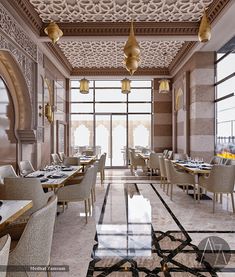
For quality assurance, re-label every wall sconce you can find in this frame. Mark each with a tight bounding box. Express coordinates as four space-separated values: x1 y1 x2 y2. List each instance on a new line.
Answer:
44 22 63 44
159 79 170 94
121 78 131 94
80 78 90 94
39 103 53 124
198 10 211 43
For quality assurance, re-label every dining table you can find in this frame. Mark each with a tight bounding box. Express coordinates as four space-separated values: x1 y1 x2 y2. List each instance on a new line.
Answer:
25 165 82 190
77 155 97 172
0 200 33 229
172 160 212 201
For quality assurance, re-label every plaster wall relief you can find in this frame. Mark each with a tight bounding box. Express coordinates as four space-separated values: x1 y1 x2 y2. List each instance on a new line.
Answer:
29 0 213 22
58 40 185 69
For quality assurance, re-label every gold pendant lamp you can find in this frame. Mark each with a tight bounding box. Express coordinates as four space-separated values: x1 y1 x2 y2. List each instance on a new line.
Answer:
121 78 131 94
80 78 90 94
124 21 140 75
159 79 170 94
44 22 63 44
198 10 211 43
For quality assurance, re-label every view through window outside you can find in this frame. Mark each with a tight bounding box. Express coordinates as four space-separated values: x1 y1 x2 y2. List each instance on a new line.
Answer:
216 45 235 160
70 80 152 166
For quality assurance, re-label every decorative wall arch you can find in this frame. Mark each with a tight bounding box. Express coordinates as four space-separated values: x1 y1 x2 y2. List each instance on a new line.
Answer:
0 50 36 143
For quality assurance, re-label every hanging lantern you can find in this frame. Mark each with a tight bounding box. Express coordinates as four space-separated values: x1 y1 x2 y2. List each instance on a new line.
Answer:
159 79 170 94
80 78 89 94
198 10 211 43
44 22 63 44
121 78 131 94
124 21 140 75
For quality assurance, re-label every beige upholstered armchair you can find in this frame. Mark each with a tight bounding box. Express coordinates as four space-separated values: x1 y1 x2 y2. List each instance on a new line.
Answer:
4 177 54 216
19 160 35 176
51 153 62 165
97 153 106 183
198 165 235 213
56 166 96 223
129 150 146 173
7 196 57 277
58 152 66 162
0 165 18 198
147 153 161 176
164 159 195 200
64 157 80 166
0 234 11 277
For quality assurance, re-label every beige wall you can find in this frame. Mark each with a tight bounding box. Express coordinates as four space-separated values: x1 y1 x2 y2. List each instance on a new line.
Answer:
172 52 215 162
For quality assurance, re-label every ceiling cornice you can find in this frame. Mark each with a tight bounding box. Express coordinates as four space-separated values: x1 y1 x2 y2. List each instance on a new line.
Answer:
71 67 169 77
45 43 73 73
6 0 42 34
169 41 197 74
41 22 199 37
207 0 231 24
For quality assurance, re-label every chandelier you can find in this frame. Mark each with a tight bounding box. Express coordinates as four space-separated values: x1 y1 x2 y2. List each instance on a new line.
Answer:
44 22 63 44
121 78 131 94
198 10 211 43
159 79 170 94
124 21 140 75
80 78 90 94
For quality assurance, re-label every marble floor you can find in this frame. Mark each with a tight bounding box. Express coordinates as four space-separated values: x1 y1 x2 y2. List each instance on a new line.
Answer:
51 169 235 277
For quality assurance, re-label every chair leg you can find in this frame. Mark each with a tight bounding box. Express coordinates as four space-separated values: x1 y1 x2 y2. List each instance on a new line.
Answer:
84 200 88 223
166 182 169 195
91 189 94 206
231 193 235 213
213 193 216 213
220 193 223 204
170 184 173 200
103 169 105 181
47 267 52 277
88 197 91 215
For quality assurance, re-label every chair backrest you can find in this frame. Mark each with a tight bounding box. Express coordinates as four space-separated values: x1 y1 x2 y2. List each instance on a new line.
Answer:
0 165 17 184
82 150 94 156
210 156 222 165
162 149 168 158
0 234 11 277
164 159 174 182
58 152 66 162
51 153 62 164
166 150 173 160
4 177 51 215
173 153 188 160
19 160 35 176
64 157 80 166
149 153 161 169
8 196 57 269
158 156 167 178
205 165 235 192
98 153 106 171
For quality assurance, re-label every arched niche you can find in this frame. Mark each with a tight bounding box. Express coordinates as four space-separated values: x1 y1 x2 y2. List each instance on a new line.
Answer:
0 50 36 160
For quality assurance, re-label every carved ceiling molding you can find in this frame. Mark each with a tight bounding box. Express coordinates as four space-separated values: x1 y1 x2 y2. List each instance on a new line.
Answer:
4 0 42 34
41 21 199 37
169 41 197 73
207 0 231 24
45 43 73 73
71 67 169 77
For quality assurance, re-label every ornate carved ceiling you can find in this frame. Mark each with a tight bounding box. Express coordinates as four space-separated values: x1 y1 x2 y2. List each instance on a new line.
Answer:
5 0 230 75
29 0 213 23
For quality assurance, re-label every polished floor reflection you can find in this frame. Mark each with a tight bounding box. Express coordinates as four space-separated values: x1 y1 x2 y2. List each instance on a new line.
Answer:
50 170 235 277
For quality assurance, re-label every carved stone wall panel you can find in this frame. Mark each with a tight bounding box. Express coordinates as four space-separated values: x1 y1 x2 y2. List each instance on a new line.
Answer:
0 3 37 62
58 40 185 69
29 0 213 23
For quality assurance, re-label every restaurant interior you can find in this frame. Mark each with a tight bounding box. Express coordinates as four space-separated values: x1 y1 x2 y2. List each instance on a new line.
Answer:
0 0 235 276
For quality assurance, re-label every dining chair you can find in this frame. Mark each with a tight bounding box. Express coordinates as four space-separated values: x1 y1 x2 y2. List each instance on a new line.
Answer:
129 149 146 174
0 234 11 277
56 166 96 223
19 160 35 176
51 153 62 165
198 165 235 213
173 153 188 160
158 156 167 191
97 153 106 183
58 152 66 162
0 165 18 199
82 149 94 156
64 156 80 166
209 156 222 165
7 195 57 277
4 177 54 216
166 150 173 160
147 153 161 176
162 149 169 158
164 159 195 200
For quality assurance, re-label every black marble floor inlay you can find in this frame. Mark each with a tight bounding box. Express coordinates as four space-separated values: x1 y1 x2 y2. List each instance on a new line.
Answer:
87 183 235 276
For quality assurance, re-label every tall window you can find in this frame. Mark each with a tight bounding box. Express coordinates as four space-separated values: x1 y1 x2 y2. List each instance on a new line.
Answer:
70 80 152 166
215 48 235 160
